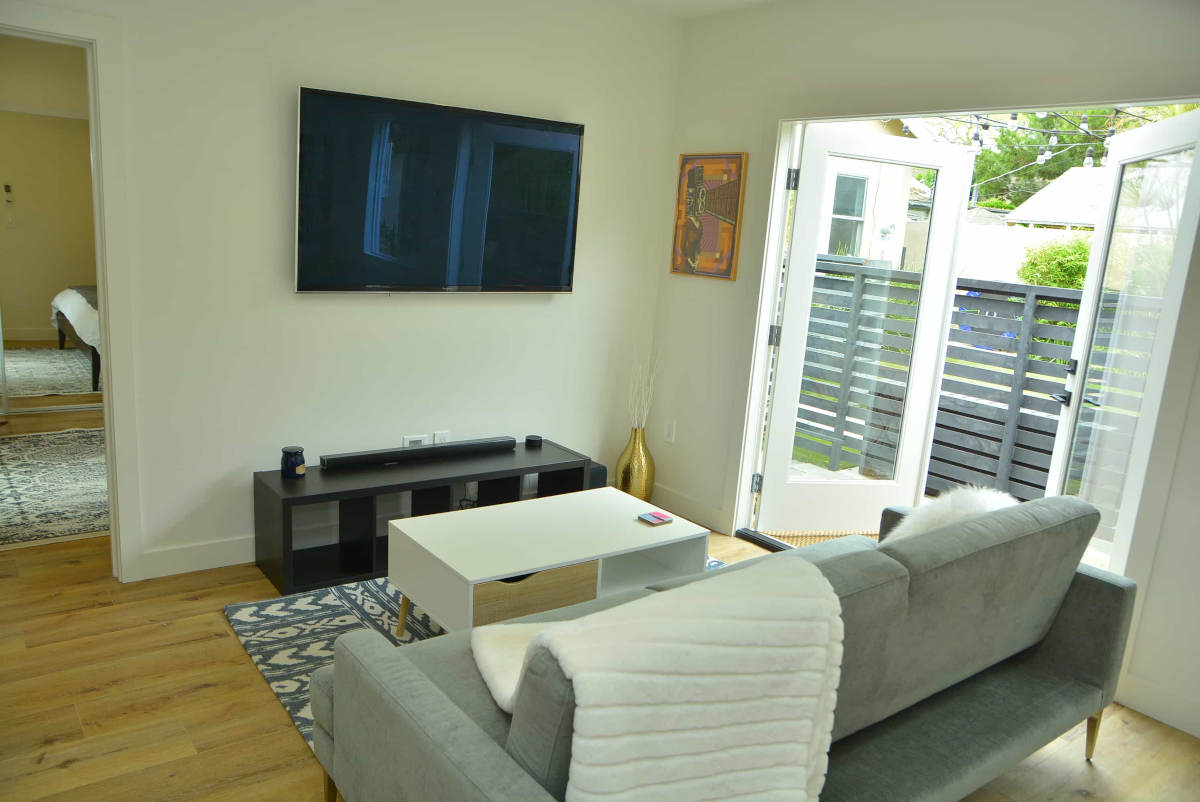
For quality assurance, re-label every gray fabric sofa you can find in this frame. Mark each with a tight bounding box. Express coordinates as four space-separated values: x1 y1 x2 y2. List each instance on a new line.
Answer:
311 496 1135 801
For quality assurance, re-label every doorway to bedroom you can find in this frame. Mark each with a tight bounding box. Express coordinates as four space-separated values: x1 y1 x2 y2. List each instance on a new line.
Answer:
0 33 109 550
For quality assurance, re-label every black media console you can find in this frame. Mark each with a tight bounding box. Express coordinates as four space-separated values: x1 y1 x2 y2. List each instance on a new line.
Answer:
253 439 602 594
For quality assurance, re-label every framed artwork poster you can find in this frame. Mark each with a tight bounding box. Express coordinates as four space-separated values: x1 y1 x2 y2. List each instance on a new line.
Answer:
669 152 748 280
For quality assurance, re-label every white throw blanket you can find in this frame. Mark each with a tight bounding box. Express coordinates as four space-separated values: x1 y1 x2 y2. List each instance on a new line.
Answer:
471 557 843 801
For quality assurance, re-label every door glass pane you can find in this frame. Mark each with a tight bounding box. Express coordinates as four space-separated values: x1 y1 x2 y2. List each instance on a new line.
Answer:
793 158 938 482
1064 147 1195 565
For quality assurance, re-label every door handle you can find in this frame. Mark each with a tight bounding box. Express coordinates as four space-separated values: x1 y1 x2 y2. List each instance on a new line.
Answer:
1052 391 1101 407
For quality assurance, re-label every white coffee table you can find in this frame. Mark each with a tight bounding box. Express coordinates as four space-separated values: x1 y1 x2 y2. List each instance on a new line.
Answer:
388 486 709 632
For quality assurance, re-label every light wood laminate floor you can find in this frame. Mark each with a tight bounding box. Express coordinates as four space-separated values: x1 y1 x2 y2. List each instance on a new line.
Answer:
0 533 1195 800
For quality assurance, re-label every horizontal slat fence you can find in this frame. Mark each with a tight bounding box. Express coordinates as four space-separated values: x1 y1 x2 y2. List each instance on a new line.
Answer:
791 261 1161 507
925 278 1081 501
794 261 918 480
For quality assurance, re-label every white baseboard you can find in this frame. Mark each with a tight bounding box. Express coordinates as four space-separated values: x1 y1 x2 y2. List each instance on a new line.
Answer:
124 534 255 583
1117 671 1200 739
4 327 60 342
651 483 733 535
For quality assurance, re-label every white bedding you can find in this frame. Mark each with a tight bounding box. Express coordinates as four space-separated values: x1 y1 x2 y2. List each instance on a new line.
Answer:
50 288 101 356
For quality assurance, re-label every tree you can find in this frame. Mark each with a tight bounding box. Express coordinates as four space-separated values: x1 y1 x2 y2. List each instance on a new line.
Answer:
1017 236 1090 289
971 109 1115 207
923 105 1199 208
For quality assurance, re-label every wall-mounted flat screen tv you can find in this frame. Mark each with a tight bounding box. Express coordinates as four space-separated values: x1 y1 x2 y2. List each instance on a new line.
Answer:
296 88 583 292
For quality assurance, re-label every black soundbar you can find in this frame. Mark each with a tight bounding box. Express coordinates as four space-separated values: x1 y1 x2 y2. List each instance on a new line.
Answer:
319 436 517 470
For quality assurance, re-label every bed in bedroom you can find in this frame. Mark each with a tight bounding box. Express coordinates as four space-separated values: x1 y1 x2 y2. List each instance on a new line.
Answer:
50 285 101 392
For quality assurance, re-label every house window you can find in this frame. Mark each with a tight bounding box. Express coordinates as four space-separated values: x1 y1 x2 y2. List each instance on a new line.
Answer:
828 174 867 256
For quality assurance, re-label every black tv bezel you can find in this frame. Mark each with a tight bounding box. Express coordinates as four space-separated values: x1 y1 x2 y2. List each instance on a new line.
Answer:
294 86 585 294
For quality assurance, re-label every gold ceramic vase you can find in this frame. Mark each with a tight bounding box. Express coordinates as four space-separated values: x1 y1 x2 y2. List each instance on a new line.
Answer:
615 427 655 501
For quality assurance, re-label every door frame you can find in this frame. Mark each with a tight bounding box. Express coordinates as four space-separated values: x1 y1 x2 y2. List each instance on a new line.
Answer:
1 3 142 581
735 99 1200 537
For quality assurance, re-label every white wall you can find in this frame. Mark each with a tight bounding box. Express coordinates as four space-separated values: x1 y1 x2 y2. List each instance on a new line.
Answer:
0 31 89 118
0 110 96 340
0 34 94 340
646 0 1200 533
11 0 682 579
644 0 1200 738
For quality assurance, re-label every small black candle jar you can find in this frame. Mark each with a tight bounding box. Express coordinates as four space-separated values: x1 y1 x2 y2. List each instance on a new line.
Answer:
281 446 306 478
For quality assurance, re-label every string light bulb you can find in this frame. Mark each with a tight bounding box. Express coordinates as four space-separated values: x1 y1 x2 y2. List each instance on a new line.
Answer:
970 131 982 153
1007 113 1019 131
1049 134 1058 146
1036 146 1047 164
1079 114 1089 132
1084 146 1095 167
1035 111 1048 118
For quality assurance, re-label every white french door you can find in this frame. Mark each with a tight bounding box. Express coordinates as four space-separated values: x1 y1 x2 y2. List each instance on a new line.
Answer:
1046 110 1200 572
758 124 973 532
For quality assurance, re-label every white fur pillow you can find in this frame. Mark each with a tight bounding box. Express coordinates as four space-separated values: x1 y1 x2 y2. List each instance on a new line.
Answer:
885 485 1018 541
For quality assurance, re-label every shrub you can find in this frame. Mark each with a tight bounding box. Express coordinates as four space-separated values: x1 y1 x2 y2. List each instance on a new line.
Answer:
1017 235 1091 289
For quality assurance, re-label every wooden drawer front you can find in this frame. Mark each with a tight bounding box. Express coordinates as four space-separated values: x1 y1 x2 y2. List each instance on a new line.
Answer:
472 560 599 627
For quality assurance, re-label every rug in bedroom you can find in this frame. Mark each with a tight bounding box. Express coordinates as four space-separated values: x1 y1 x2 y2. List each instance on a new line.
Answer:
3 346 97 396
224 556 727 747
0 428 109 546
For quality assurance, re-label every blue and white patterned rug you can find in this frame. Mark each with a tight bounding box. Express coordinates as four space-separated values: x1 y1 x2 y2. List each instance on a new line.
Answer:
0 428 109 546
225 557 727 746
3 346 96 396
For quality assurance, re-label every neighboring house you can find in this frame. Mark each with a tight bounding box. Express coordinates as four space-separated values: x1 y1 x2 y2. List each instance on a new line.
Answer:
812 118 932 271
819 156 934 271
1006 166 1108 229
957 168 1107 283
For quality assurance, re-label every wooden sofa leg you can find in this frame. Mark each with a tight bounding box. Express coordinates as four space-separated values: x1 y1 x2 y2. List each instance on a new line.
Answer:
324 770 337 802
1085 712 1102 761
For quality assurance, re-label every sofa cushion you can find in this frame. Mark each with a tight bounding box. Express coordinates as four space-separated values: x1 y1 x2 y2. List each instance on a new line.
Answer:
835 495 1098 740
504 646 574 800
404 630 514 747
812 548 911 740
820 650 1102 802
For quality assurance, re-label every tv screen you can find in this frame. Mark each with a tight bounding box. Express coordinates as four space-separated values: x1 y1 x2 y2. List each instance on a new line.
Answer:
295 88 583 292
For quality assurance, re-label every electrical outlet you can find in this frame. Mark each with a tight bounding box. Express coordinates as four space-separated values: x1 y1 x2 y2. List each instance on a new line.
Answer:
432 430 450 444
664 420 677 444
402 434 427 447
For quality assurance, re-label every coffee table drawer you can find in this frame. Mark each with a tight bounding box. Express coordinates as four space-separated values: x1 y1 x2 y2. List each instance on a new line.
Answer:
472 560 599 626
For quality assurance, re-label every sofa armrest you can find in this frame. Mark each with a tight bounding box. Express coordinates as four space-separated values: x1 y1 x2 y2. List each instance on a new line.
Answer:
330 630 555 802
878 505 913 542
1026 564 1136 708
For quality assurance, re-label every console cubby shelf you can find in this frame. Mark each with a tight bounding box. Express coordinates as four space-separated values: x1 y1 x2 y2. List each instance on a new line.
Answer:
253 439 599 595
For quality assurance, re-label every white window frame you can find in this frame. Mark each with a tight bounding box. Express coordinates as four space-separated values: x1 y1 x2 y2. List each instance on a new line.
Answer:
827 172 869 257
